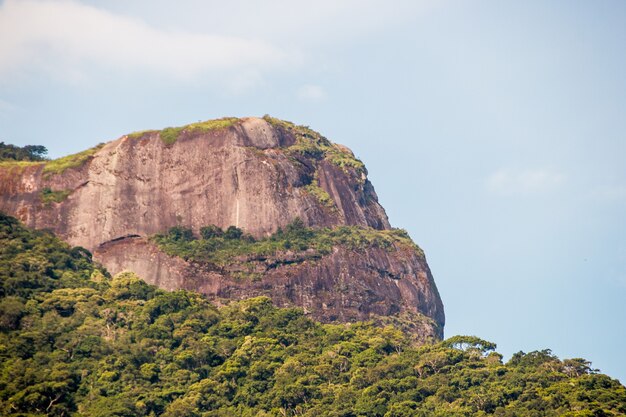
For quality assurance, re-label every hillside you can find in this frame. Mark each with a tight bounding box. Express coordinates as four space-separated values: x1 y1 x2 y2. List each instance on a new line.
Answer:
1 213 625 417
0 117 443 339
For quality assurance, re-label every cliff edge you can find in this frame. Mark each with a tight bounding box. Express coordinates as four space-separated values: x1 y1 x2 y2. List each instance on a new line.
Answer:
0 116 444 340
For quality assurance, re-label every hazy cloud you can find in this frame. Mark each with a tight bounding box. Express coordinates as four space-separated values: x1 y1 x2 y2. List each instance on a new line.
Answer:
0 98 15 112
297 84 327 102
80 0 435 45
592 184 626 203
0 98 18 120
0 0 289 83
0 0 435 89
486 168 566 195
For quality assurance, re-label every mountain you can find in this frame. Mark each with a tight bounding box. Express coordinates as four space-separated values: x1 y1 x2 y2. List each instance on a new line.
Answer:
1 213 625 417
0 116 443 340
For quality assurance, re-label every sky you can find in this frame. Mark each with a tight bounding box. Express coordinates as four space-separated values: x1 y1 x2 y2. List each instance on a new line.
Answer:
1 0 625 382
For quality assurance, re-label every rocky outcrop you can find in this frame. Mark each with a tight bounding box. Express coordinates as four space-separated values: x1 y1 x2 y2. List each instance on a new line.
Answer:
95 235 444 341
0 116 444 339
0 117 388 248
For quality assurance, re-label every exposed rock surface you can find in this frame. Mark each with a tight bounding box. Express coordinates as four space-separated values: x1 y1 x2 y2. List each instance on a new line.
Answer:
0 116 444 339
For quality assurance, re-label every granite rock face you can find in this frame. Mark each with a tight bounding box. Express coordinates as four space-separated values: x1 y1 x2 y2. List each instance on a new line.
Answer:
0 117 444 340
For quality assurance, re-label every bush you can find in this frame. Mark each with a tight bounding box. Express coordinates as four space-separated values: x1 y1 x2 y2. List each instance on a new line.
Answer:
167 226 195 242
224 226 244 240
200 225 223 240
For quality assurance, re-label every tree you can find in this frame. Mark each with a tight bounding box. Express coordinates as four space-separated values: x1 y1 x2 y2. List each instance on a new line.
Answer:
200 225 223 239
167 226 194 241
0 142 48 161
442 335 497 354
224 226 243 240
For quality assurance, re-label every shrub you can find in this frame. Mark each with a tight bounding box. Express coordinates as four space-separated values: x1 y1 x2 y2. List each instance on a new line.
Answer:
167 226 195 242
200 225 223 240
224 226 244 240
40 187 71 204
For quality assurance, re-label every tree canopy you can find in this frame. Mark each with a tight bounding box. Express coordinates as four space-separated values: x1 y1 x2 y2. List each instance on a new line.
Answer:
1 212 625 416
0 142 48 161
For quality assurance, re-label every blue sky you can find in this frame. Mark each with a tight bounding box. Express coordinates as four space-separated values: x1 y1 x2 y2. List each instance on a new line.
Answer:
1 0 625 382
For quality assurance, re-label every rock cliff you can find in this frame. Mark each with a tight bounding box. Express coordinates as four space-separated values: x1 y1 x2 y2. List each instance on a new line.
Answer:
0 116 444 339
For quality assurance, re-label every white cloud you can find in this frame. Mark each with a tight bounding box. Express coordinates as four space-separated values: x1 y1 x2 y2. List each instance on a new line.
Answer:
0 0 290 83
0 0 436 88
486 168 566 195
89 0 435 46
297 84 327 102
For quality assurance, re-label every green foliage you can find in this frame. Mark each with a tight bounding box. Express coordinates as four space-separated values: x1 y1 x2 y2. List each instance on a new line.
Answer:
0 143 101 178
40 187 71 205
441 335 497 353
42 143 105 177
160 126 184 145
129 118 240 145
200 225 223 240
137 117 241 145
166 226 195 242
0 142 48 161
188 118 240 133
127 129 158 140
0 159 43 170
304 173 336 210
2 214 625 417
153 219 421 266
0 212 106 299
224 226 244 240
263 115 366 175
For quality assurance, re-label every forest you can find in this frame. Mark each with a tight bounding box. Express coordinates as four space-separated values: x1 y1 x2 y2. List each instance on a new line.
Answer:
1 212 625 417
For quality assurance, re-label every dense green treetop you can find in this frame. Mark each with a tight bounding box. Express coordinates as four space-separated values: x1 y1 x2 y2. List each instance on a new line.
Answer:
0 142 48 162
1 213 625 416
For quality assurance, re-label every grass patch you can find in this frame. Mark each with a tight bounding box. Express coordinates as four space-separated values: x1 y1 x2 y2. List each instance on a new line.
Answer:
0 160 43 169
187 118 240 133
40 187 71 205
127 118 240 145
127 129 158 140
152 219 422 267
157 117 241 145
42 143 105 177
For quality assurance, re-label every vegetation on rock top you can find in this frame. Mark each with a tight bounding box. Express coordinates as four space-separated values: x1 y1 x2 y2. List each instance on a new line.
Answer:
262 115 367 177
128 117 241 145
152 218 421 266
0 142 104 177
1 212 625 417
42 143 105 177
